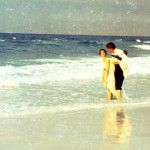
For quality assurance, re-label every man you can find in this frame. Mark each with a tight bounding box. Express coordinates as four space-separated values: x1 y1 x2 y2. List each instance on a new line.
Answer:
106 42 128 102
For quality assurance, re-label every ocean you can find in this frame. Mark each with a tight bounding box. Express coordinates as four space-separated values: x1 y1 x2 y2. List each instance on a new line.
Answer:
0 33 149 115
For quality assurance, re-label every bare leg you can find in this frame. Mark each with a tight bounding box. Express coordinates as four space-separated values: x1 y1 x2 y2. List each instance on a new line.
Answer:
116 90 123 102
107 90 113 101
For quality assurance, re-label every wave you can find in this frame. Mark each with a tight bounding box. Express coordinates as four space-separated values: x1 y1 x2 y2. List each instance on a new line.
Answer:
0 58 100 86
115 38 123 42
30 39 103 47
0 101 150 118
131 44 150 50
77 40 101 46
0 57 149 86
143 41 150 44
0 39 5 42
136 39 141 43
31 40 62 47
12 37 16 40
128 57 150 75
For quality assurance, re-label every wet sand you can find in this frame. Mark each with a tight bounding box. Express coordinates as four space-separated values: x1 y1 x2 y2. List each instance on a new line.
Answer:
0 104 150 150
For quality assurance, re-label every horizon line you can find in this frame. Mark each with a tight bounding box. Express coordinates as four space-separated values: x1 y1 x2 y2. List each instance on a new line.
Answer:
0 32 150 38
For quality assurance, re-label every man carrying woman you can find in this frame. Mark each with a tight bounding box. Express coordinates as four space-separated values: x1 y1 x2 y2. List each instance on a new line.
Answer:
99 42 128 102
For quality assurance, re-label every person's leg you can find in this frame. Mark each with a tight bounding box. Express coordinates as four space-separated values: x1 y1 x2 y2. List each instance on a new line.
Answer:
116 90 123 102
107 90 113 101
116 75 124 102
114 65 124 102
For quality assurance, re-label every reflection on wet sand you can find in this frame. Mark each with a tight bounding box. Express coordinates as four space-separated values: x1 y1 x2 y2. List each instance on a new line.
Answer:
102 105 131 144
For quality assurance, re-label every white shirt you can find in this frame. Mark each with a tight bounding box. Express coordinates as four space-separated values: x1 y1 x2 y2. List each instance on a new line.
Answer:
111 48 128 78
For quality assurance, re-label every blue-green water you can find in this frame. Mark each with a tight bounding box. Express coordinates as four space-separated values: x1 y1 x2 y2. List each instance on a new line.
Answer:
0 33 150 114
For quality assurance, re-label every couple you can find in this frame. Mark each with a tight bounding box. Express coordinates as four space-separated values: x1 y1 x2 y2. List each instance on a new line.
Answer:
99 42 128 102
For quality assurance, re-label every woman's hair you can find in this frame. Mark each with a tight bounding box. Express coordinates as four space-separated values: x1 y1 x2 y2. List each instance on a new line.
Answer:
106 42 116 49
99 49 107 56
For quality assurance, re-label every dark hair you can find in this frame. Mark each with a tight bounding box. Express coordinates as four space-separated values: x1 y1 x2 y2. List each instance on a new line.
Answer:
124 50 128 55
99 49 107 56
106 42 116 49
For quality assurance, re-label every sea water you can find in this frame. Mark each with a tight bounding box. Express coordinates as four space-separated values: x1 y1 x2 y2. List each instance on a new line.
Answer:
0 33 149 115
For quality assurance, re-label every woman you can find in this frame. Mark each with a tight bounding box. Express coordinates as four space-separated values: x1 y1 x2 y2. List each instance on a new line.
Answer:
99 49 116 100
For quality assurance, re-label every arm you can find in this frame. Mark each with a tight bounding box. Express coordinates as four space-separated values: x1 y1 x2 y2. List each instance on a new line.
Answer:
111 55 122 61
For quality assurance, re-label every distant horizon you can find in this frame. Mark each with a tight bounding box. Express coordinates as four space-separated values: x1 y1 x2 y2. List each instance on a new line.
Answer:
0 32 150 38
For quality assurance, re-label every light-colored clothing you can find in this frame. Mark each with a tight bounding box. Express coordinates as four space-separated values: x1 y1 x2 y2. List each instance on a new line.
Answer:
102 58 109 70
102 58 116 96
112 48 128 78
106 59 116 95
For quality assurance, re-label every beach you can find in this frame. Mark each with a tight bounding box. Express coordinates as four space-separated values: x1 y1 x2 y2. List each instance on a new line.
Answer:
0 104 150 150
0 34 149 149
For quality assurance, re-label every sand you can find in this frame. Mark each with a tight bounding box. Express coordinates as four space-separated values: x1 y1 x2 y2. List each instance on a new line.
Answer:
0 104 150 150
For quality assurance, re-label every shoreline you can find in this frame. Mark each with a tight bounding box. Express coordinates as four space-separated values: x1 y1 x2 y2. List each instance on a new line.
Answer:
0 101 150 118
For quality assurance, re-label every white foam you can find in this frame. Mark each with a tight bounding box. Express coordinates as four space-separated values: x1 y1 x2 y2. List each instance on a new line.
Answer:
136 39 141 43
128 57 150 75
12 37 16 40
0 102 150 118
0 58 101 86
131 44 150 50
143 41 150 44
0 57 149 86
0 39 5 42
